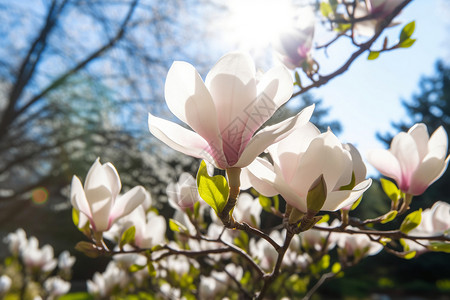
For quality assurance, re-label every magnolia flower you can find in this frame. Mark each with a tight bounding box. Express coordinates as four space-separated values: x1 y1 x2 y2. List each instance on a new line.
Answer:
149 51 314 169
4 228 27 256
367 124 449 196
301 222 335 252
404 201 450 253
167 172 201 211
71 158 147 232
21 237 57 273
87 261 128 298
330 221 382 260
245 123 372 214
232 193 262 227
351 0 403 36
0 275 12 295
58 251 76 273
106 207 166 249
44 277 71 299
250 231 283 271
275 6 315 69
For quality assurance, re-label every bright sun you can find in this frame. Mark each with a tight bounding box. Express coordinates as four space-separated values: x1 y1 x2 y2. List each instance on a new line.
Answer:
224 0 297 51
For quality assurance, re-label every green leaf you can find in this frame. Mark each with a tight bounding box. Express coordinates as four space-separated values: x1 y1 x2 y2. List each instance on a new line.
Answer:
350 196 363 210
400 21 415 43
307 174 327 213
147 261 156 277
259 195 272 212
368 51 380 60
196 160 229 214
193 201 201 219
129 264 146 272
399 38 416 48
72 208 79 227
119 226 136 249
400 209 422 234
332 262 341 274
380 178 400 203
320 2 332 17
339 172 356 190
317 214 329 224
169 218 187 233
429 242 450 253
380 210 398 224
403 251 416 259
294 71 302 87
273 195 280 211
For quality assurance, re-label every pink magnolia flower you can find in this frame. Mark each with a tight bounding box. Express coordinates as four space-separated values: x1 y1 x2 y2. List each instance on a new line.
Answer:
71 158 147 232
245 123 372 213
367 123 449 195
148 52 314 169
275 7 315 69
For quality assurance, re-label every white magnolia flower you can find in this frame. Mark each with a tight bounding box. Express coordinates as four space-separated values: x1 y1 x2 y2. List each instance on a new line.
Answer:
149 51 314 169
404 201 450 253
0 275 12 295
44 276 71 298
367 123 449 195
301 222 335 252
87 261 128 297
58 251 76 273
4 228 27 256
71 158 147 232
232 193 262 227
21 237 57 273
245 123 372 213
167 172 201 211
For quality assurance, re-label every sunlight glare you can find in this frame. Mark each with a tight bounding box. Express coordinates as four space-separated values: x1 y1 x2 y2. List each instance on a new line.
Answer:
226 0 296 50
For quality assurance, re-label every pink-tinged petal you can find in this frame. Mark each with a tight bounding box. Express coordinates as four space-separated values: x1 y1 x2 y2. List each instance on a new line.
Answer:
276 122 320 183
109 186 146 226
234 105 314 168
366 149 401 185
164 61 222 149
430 201 450 233
322 179 372 211
148 113 216 163
241 66 294 145
70 176 92 219
290 131 352 197
205 53 257 163
409 155 449 195
245 158 279 197
390 132 420 190
84 158 108 192
408 123 429 161
275 176 308 213
86 185 113 232
428 126 448 159
78 212 89 229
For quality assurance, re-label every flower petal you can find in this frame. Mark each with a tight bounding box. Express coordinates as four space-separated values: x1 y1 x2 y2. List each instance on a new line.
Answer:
322 179 372 211
409 155 449 195
165 61 222 149
408 123 429 161
148 113 217 163
109 186 147 225
366 149 401 184
390 132 420 190
245 158 279 197
234 104 314 168
71 176 92 219
428 126 448 159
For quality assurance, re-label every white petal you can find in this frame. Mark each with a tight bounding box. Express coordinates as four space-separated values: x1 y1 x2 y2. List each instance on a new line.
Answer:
408 123 429 161
428 126 448 160
234 104 314 168
409 155 449 195
148 113 215 162
322 179 372 211
109 186 147 225
343 143 367 184
245 158 279 197
164 61 222 149
366 149 401 184
102 162 122 198
70 176 92 219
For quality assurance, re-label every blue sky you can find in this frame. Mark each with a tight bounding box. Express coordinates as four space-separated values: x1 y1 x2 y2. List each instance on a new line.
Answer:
309 0 450 175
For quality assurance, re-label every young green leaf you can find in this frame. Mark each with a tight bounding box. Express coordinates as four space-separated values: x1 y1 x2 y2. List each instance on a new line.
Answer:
380 210 398 224
399 21 415 43
380 178 400 203
259 195 272 212
429 242 450 253
399 38 416 48
196 160 229 214
368 51 380 60
169 218 187 233
400 209 422 234
119 226 136 249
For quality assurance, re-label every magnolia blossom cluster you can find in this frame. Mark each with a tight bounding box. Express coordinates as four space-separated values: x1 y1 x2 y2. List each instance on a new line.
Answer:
2 229 75 299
